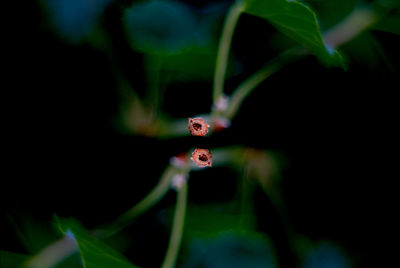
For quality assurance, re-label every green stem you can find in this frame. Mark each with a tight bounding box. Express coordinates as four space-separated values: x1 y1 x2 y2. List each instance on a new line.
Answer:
24 237 77 268
161 182 188 268
117 166 174 226
323 7 376 50
213 0 244 103
98 165 175 238
225 49 303 120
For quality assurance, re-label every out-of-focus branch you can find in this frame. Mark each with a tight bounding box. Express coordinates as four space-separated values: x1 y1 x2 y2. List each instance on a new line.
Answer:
213 0 244 103
100 165 176 238
323 7 377 50
24 163 178 268
161 181 188 268
225 48 303 121
24 236 77 268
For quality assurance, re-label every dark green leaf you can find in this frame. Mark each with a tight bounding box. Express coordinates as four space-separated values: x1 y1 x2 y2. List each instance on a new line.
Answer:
243 0 344 67
162 48 217 81
8 215 59 254
302 0 358 30
0 251 29 268
373 12 400 35
57 218 139 268
377 0 400 10
183 202 255 237
341 32 390 71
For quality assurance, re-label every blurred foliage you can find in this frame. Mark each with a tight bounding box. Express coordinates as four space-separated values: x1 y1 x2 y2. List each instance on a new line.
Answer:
0 251 29 268
39 0 115 43
8 215 59 254
123 0 228 82
243 0 344 67
302 0 359 30
124 0 196 54
183 202 253 237
3 0 399 267
57 218 139 268
341 32 387 71
181 232 277 268
303 242 350 268
373 9 400 34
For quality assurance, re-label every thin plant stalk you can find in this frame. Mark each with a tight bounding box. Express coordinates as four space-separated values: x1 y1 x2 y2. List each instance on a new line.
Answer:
323 7 376 50
24 236 77 268
225 49 303 120
213 0 244 102
25 166 176 268
105 165 176 236
161 182 188 268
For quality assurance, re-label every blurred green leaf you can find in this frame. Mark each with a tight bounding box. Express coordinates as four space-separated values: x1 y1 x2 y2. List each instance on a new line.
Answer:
341 32 382 69
183 202 255 238
181 231 277 268
124 0 197 55
373 12 400 35
377 0 400 9
8 215 59 254
0 251 29 268
161 5 237 82
302 0 358 30
55 254 84 268
243 0 344 67
162 48 217 81
57 218 139 268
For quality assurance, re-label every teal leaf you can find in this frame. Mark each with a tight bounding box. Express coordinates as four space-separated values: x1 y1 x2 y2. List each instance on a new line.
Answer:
181 231 277 268
40 0 114 43
243 0 343 67
160 5 228 81
124 0 197 55
57 218 139 268
303 242 350 268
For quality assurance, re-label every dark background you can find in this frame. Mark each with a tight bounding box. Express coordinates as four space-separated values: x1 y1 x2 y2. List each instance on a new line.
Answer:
3 0 399 267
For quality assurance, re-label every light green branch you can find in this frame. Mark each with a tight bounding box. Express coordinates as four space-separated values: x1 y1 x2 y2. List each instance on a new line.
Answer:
24 237 77 268
225 49 303 120
323 7 377 50
161 181 188 268
213 0 244 103
108 165 176 235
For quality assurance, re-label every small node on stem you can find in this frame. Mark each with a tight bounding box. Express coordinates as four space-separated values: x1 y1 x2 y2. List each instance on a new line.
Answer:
191 149 212 167
171 173 187 191
170 153 188 168
213 117 231 132
213 94 229 112
188 117 209 136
